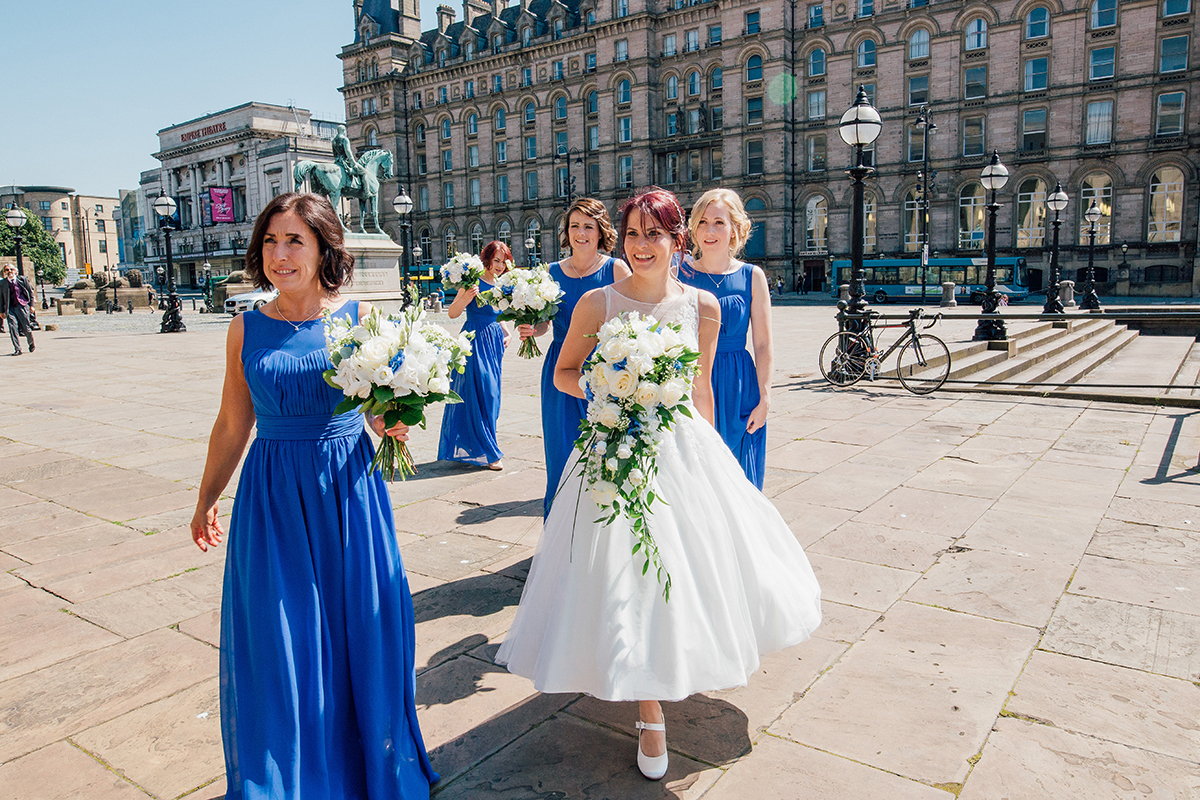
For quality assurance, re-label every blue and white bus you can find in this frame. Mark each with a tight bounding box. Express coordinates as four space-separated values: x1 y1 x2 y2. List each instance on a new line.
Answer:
831 256 1029 304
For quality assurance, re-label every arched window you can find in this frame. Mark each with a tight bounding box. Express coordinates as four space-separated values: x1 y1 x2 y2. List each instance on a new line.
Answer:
909 29 930 59
857 40 877 67
525 101 536 123
966 18 988 49
959 183 987 248
1091 0 1117 28
357 60 365 82
1148 166 1184 242
745 197 767 258
588 90 599 113
495 108 507 130
710 67 723 90
687 70 701 95
441 119 452 139
416 123 426 143
1026 7 1050 38
365 127 378 147
864 192 877 253
419 228 432 263
526 219 542 262
1016 178 1048 248
809 48 826 76
497 220 512 247
619 79 631 103
1080 173 1113 244
445 229 457 257
667 75 679 100
804 196 827 251
470 223 484 253
555 96 567 119
747 55 763 81
903 188 922 252
467 113 478 135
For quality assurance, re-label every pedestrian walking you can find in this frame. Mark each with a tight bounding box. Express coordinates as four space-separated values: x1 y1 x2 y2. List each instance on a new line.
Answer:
0 263 37 355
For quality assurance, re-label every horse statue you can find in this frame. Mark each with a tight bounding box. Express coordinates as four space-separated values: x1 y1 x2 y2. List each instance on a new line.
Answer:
294 149 394 234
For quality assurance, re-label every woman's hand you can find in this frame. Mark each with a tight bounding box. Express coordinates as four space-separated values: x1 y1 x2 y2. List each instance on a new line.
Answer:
368 412 410 441
518 321 550 340
462 286 479 302
746 399 770 434
191 502 224 552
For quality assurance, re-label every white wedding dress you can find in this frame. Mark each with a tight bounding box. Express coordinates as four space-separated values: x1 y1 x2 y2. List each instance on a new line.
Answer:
495 284 822 702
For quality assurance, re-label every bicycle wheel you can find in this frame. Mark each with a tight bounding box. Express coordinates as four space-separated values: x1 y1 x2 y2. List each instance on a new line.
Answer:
819 331 870 387
895 333 951 394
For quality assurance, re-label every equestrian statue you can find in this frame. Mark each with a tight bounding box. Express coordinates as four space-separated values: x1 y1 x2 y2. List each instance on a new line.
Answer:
294 125 394 234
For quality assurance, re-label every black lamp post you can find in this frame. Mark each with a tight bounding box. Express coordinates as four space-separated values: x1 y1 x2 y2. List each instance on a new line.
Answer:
973 151 1010 341
202 261 214 312
392 187 414 306
553 147 581 212
1079 200 1103 311
153 193 186 333
5 207 28 281
838 85 883 323
914 106 936 303
36 268 47 309
525 233 538 269
1043 182 1068 315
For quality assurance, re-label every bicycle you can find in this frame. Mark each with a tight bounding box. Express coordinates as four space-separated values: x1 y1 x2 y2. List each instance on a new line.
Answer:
818 306 951 394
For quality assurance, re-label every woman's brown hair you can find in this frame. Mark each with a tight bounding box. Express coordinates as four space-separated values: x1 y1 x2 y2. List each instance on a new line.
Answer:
244 192 354 293
558 197 618 253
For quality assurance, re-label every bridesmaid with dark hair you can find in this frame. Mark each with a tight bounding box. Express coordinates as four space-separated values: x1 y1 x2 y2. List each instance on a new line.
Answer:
518 198 630 516
438 241 512 470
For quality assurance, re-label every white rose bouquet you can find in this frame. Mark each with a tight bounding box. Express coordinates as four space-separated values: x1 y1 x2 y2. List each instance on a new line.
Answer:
439 252 486 292
476 262 563 358
323 304 474 480
574 311 700 601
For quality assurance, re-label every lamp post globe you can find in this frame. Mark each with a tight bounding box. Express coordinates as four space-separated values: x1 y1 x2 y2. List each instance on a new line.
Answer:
152 192 185 332
1043 182 1068 315
1080 200 1104 311
838 85 881 321
392 188 415 306
525 234 536 269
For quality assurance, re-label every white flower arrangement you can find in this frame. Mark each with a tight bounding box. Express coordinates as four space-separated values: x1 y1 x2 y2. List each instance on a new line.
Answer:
476 262 564 358
323 304 474 480
439 252 486 292
573 311 700 601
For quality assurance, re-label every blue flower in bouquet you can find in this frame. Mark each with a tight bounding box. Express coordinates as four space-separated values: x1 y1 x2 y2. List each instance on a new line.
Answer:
389 350 405 372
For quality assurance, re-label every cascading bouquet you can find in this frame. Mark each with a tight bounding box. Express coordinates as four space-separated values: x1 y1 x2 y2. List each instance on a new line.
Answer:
476 262 564 358
573 312 701 601
439 252 486 292
323 304 473 480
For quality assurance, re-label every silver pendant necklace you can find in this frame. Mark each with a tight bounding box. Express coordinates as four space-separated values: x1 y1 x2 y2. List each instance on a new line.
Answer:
275 303 325 332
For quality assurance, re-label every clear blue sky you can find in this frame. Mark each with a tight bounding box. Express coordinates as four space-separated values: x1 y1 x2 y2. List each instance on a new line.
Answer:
2 0 439 198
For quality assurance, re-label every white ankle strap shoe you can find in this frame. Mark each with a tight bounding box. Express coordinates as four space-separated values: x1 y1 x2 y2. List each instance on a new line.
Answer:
635 720 668 780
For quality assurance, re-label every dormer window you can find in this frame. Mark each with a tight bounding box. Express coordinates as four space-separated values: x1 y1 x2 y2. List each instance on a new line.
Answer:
522 26 532 46
438 49 447 66
554 18 564 38
493 33 503 50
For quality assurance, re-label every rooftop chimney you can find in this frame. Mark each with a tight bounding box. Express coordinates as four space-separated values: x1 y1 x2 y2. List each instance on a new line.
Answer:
437 4 456 32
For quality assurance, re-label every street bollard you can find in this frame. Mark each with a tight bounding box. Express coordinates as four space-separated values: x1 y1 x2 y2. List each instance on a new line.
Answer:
81 299 89 315
127 300 134 314
838 284 851 303
1059 279 1076 309
940 282 958 307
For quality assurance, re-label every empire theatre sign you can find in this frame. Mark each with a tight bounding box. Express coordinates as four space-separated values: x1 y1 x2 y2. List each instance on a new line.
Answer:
180 121 227 144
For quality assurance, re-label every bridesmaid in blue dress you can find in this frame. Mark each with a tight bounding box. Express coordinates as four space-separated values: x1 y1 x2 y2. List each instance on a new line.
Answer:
518 198 629 516
438 241 512 469
190 193 437 800
679 189 774 489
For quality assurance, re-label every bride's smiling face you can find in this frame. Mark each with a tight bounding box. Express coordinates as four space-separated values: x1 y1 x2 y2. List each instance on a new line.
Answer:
622 209 676 275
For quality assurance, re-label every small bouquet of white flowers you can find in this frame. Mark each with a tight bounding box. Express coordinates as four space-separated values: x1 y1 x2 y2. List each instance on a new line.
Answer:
323 304 473 480
476 262 564 358
574 311 701 601
439 252 486 292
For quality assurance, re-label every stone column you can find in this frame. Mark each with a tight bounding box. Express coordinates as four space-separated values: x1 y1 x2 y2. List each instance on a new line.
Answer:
940 282 958 307
1058 279 1076 309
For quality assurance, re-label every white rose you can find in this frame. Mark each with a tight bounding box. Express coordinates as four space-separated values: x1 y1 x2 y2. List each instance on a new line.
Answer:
429 375 450 394
616 443 633 459
596 402 623 429
628 468 644 486
606 457 620 472
635 381 661 408
626 353 653 377
498 299 510 311
662 377 688 405
609 369 638 398
371 364 394 386
590 480 618 506
639 330 666 358
600 336 629 362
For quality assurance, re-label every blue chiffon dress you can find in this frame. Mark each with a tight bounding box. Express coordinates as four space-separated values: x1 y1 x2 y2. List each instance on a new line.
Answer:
541 257 617 517
222 302 438 800
438 283 505 466
679 261 767 489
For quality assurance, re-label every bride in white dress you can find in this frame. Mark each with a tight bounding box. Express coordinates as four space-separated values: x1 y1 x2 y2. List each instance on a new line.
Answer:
495 188 822 780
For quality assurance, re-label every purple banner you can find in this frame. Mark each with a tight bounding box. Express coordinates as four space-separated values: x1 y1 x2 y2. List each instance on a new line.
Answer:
209 187 234 223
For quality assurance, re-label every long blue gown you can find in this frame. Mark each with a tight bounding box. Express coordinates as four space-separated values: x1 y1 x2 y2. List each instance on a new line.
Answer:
222 302 438 800
438 283 504 465
679 261 767 489
541 257 617 516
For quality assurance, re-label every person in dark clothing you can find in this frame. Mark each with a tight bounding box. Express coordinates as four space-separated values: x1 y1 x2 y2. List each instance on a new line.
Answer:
0 263 36 355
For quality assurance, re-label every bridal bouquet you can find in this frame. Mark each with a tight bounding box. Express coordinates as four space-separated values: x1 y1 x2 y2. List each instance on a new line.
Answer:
476 263 563 358
574 311 701 600
439 252 486 292
323 304 473 480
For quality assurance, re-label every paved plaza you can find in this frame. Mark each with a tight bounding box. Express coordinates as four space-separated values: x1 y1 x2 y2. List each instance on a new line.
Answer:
2 304 1199 799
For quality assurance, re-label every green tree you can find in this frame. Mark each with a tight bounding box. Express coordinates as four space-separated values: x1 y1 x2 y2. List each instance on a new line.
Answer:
0 208 67 286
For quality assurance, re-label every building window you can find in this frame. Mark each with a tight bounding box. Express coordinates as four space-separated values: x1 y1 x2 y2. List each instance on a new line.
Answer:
1161 35 1189 72
1022 108 1047 150
964 66 987 99
808 135 826 171
418 186 429 212
415 122 426 144
1016 178 1048 248
711 105 724 129
857 40 876 67
619 79 631 104
553 61 564 80
1156 91 1185 136
522 67 532 86
62 217 70 229
711 67 723 90
442 119 452 139
497 141 508 163
667 112 679 135
903 189 921 252
809 48 825 76
1165 0 1191 15
617 0 628 17
746 55 763 81
557 166 570 196
555 96 567 119
709 25 722 45
664 34 676 57
619 155 634 188
494 34 504 50
98 239 107 253
711 147 723 179
470 224 485 253
864 192 877 253
525 171 539 200
525 102 536 124
808 4 823 28
966 18 988 50
420 229 432 262
688 71 700 95
1026 7 1050 38
1086 100 1113 143
496 108 506 130
618 116 632 142
959 183 986 249
438 87 447 105
1091 0 1117 28
688 108 701 133
38 200 51 211
746 96 763 125
443 182 455 208
440 149 452 172
497 220 512 248
963 116 985 155
493 74 504 93
417 153 428 175
858 0 873 17
910 29 930 59
664 153 679 184
745 10 760 34
522 26 532 46
1024 58 1049 91
807 90 826 120
554 18 564 38
908 75 929 106
805 196 828 250
686 30 699 52
470 178 481 206
445 230 457 257
587 52 597 72
467 113 478 135
465 80 475 98
497 175 509 202
907 128 924 162
96 219 106 233
468 144 479 167
1149 167 1184 242
667 75 678 99
1080 173 1113 244
1090 47 1116 80
525 135 538 159
588 162 600 193
588 125 600 150
747 139 764 174
615 40 628 61
555 131 568 154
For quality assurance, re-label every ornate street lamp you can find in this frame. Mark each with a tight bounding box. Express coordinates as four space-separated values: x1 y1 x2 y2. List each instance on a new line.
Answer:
5 207 28 281
202 261 214 312
392 187 414 305
1043 182 1069 315
553 147 582 212
1080 200 1103 311
913 106 936 303
973 151 1010 341
36 268 47 309
525 233 537 270
152 193 186 333
838 85 883 322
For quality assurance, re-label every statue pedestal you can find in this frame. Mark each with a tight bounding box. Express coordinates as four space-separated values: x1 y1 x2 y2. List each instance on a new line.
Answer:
342 233 405 312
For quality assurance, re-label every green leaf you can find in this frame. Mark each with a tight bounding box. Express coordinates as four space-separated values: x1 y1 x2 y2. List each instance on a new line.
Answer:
677 406 694 419
333 396 361 415
446 390 464 404
399 406 425 426
373 386 395 403
642 560 650 575
632 541 642 555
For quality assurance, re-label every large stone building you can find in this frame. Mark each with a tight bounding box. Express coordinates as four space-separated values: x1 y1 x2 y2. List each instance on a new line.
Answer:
139 102 341 288
0 186 121 284
339 0 1197 295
